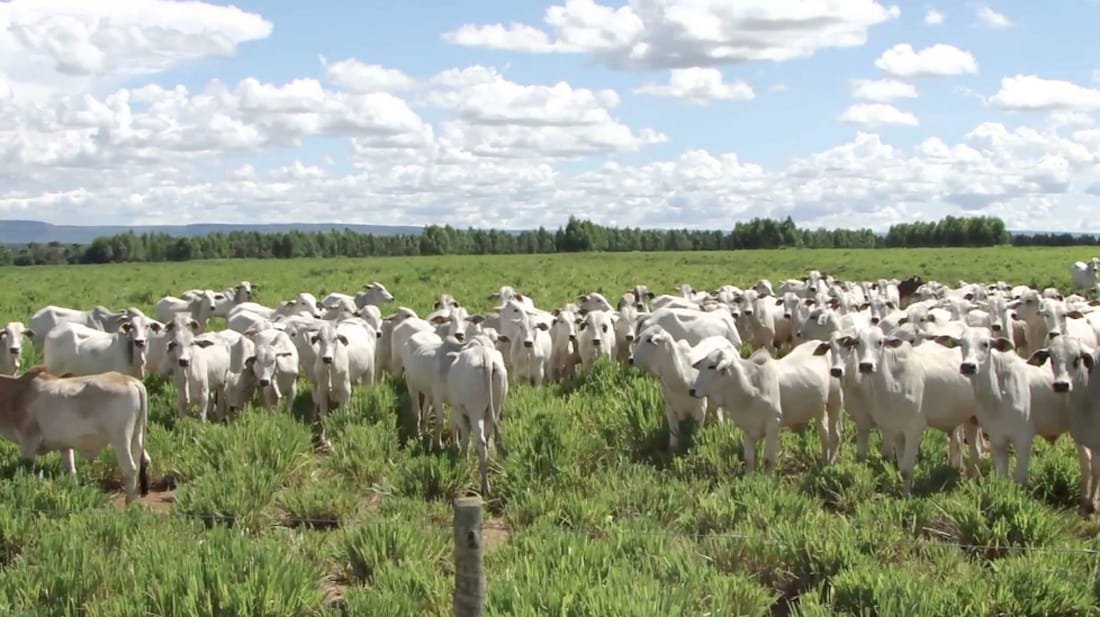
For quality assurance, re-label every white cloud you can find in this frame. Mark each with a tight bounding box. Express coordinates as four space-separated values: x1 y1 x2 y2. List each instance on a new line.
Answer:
634 68 755 104
322 57 417 93
924 8 945 25
875 44 979 77
0 0 272 99
443 0 901 69
839 103 919 127
975 6 1013 29
851 78 919 102
989 75 1100 112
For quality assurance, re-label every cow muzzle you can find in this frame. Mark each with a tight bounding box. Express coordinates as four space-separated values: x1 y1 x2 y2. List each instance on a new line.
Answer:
568 334 576 342
592 339 601 346
133 340 147 349
991 324 1003 333
259 378 271 387
322 356 333 365
858 362 873 374
689 388 701 398
783 313 792 319
625 335 635 342
455 333 465 341
177 358 190 368
628 356 635 365
870 317 880 325
960 363 977 376
829 367 843 378
8 347 19 355
1053 381 1071 393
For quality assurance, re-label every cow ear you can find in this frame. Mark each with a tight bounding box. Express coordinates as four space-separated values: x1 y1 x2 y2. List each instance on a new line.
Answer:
147 323 161 334
337 335 349 346
933 335 958 349
214 293 226 300
310 335 320 345
245 356 256 368
813 342 830 356
885 337 905 348
774 298 784 306
552 308 561 316
429 315 449 324
497 335 510 343
1082 352 1095 372
1026 349 1050 366
194 339 216 348
1068 310 1085 320
0 331 5 340
277 352 294 358
188 320 201 333
897 316 909 325
578 322 587 331
23 329 34 339
992 338 1015 353
839 336 857 348
453 301 461 308
536 322 550 331
469 315 485 324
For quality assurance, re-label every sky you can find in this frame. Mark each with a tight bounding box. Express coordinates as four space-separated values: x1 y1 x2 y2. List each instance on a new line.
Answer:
1 1 1099 232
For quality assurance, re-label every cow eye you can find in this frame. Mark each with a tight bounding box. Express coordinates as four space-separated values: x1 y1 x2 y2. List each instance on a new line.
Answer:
601 325 608 332
167 342 177 350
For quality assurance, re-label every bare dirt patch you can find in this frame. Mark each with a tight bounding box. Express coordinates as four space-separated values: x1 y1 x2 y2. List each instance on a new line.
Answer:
110 487 176 514
483 517 511 551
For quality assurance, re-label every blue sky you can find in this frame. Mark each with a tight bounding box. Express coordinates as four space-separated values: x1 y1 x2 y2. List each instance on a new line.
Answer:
1 0 1099 231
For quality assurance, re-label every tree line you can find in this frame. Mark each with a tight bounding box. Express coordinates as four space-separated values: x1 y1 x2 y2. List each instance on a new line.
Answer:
0 214 1091 267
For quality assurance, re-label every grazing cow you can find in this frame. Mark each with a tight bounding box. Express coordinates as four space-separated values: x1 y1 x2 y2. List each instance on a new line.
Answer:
1 322 33 375
935 326 1084 487
1026 334 1100 511
164 316 231 422
691 340 843 470
444 336 508 495
548 309 581 382
29 305 143 341
629 326 732 450
577 310 618 370
838 326 982 492
44 316 154 380
244 329 299 413
0 367 151 504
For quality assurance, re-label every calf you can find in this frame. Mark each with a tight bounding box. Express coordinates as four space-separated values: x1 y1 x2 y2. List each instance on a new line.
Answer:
0 367 151 504
629 326 732 450
1 322 33 375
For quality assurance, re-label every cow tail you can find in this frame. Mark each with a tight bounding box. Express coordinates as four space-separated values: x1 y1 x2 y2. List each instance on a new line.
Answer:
135 380 150 497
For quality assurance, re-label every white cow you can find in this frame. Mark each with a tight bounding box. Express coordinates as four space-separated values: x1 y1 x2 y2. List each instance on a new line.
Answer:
309 321 376 443
498 309 551 386
638 307 743 350
321 282 395 311
44 316 154 380
155 290 220 328
1026 334 1100 511
29 305 143 341
0 322 33 375
244 329 299 413
935 325 1085 487
164 316 231 422
1070 258 1100 292
577 310 618 370
817 329 882 462
444 336 508 495
839 326 983 492
690 341 843 470
0 367 151 504
629 326 732 450
548 309 581 382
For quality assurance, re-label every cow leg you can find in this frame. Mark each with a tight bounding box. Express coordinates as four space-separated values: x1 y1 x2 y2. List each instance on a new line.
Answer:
706 399 724 425
61 449 76 480
990 439 1010 478
475 416 490 496
1089 453 1100 513
898 429 921 495
855 424 871 463
741 433 757 471
763 419 780 474
815 414 830 463
432 398 446 452
114 439 141 505
947 426 962 469
666 404 681 451
284 380 297 415
964 422 982 477
1012 434 1033 487
199 385 211 423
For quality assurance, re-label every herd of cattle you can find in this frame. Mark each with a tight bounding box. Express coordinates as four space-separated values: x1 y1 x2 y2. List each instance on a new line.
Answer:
3 267 1100 510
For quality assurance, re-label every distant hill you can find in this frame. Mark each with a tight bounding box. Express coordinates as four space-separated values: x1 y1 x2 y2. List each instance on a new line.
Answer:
0 220 426 245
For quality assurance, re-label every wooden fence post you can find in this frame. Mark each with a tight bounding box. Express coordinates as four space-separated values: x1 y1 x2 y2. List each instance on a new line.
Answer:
453 496 486 617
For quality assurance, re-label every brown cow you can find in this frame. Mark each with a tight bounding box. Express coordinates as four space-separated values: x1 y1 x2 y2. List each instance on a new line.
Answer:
0 366 150 504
